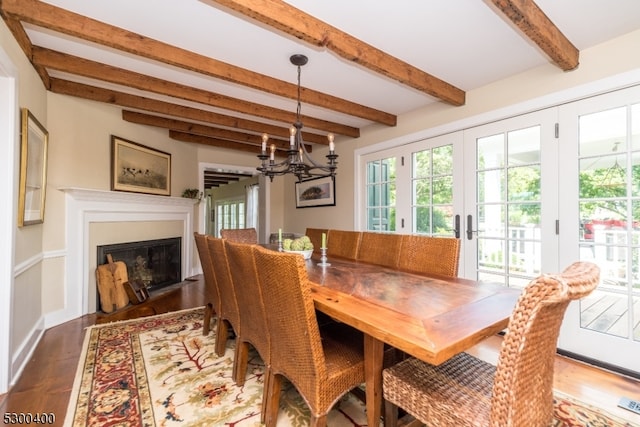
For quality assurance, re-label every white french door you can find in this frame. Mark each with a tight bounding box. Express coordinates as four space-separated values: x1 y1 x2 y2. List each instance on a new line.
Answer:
361 132 464 242
462 109 559 287
359 86 640 373
558 85 640 373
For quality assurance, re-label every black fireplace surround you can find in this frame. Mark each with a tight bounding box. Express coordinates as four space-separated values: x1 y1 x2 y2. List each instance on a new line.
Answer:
97 237 182 297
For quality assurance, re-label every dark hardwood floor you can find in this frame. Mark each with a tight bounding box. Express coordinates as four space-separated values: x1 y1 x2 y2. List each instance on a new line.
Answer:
1 276 639 426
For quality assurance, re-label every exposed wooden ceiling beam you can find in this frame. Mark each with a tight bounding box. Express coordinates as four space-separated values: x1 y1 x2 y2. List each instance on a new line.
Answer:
49 78 334 144
487 0 579 70
169 130 288 157
2 0 396 126
0 14 50 87
209 0 466 106
32 47 355 137
122 110 313 152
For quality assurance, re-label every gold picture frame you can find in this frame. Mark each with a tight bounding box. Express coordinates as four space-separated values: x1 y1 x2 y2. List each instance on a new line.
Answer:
18 108 49 227
111 135 171 196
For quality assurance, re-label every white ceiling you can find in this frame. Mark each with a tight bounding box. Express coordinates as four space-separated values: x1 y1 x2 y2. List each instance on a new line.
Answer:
18 0 640 132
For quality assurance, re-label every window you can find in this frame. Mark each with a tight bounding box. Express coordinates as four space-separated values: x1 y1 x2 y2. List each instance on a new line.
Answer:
215 197 245 237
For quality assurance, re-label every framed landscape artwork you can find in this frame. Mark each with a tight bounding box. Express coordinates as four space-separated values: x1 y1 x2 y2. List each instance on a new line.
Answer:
111 135 171 196
295 176 336 208
18 108 49 227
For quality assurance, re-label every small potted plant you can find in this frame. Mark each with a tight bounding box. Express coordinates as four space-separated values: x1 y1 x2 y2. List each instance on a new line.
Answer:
181 188 202 201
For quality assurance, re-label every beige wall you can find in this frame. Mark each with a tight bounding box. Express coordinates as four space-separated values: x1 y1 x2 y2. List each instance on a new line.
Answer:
2 17 48 378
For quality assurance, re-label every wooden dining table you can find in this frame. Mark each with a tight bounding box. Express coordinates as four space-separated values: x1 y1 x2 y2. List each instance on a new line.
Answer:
304 254 520 426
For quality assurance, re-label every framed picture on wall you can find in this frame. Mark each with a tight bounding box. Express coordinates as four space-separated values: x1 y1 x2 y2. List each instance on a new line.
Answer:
295 176 336 208
111 135 171 196
18 108 49 226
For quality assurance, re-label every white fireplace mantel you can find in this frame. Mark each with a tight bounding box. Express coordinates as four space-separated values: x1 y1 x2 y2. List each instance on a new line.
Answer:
57 187 198 323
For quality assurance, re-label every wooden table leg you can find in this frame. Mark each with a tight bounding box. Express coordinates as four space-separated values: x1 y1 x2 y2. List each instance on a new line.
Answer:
364 333 384 427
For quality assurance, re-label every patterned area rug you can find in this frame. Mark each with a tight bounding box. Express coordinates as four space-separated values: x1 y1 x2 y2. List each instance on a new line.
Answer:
64 307 638 426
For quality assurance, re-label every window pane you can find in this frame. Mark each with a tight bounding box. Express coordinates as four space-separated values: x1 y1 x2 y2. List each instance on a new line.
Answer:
507 166 540 201
433 145 453 175
579 107 626 157
477 170 504 203
477 134 504 169
507 126 540 165
413 150 431 178
413 178 431 205
414 206 431 234
433 205 454 236
433 176 453 204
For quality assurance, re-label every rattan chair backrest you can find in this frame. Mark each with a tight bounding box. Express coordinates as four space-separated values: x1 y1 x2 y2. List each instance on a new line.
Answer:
220 227 258 244
225 240 270 365
194 232 219 305
489 261 600 426
397 235 460 277
305 227 328 254
326 229 362 260
252 245 327 394
357 232 402 268
206 236 240 333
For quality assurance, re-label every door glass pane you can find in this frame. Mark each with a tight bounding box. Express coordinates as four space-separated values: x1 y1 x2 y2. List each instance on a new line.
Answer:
477 170 504 203
412 145 454 236
366 157 396 231
577 105 638 341
633 103 640 151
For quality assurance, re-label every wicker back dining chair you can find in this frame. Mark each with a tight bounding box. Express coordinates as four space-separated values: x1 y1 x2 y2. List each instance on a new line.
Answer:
357 232 402 268
397 235 460 277
206 236 241 357
305 227 328 255
220 227 258 244
326 229 362 260
224 240 269 384
252 245 366 427
382 261 600 427
193 232 218 336
225 240 271 422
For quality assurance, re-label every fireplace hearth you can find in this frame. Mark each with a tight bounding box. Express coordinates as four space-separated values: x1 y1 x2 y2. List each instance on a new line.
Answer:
97 237 182 300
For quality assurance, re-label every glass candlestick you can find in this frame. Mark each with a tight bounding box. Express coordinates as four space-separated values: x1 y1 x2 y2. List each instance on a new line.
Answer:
318 247 331 266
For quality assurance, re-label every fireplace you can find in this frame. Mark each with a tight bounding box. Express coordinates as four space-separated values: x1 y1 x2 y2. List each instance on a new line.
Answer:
60 187 198 321
97 237 182 294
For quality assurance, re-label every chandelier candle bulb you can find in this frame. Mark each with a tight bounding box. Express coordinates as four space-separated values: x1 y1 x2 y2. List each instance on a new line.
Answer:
270 144 275 161
261 133 268 153
289 126 296 146
328 133 335 152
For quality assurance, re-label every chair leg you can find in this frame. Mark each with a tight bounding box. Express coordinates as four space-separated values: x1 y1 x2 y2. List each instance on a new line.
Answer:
384 399 399 427
264 371 283 427
234 340 249 386
260 366 271 424
202 302 213 336
310 414 327 427
215 319 229 356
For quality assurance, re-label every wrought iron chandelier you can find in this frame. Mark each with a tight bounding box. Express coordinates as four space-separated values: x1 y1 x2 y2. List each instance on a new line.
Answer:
257 54 338 182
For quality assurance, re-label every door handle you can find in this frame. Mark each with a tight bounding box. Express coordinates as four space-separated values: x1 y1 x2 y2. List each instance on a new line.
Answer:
466 215 474 240
454 215 460 239
466 214 483 240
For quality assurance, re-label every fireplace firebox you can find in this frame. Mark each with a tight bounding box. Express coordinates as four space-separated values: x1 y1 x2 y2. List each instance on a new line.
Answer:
97 237 182 299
